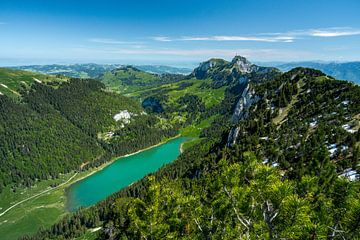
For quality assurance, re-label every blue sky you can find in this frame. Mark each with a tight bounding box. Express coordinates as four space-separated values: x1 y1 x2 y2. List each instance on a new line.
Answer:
1 0 360 66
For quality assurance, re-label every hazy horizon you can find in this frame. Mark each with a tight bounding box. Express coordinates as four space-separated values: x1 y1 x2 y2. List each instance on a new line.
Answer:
2 57 360 69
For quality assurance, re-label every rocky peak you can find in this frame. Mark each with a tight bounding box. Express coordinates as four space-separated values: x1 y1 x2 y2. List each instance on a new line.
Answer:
231 55 255 73
198 58 228 72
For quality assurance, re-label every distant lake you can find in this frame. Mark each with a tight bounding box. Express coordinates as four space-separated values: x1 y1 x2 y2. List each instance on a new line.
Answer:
66 137 186 211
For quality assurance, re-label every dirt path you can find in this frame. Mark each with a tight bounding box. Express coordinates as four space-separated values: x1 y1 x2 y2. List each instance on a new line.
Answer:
0 172 78 217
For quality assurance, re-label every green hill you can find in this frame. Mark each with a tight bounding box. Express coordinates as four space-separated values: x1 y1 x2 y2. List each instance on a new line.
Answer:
0 68 67 98
97 66 185 93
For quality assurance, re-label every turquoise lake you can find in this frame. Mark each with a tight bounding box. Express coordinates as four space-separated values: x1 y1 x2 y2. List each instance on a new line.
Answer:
66 137 186 211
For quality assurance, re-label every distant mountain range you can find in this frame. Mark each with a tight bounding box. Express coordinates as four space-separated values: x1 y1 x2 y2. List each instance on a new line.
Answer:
272 61 360 84
12 61 360 84
12 64 192 79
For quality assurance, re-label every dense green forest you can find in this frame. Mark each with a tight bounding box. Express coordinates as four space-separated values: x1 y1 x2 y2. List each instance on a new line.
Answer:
19 57 360 239
0 74 180 192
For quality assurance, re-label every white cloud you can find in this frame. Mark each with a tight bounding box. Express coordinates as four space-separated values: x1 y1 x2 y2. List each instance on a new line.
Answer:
152 27 360 43
181 36 295 42
151 36 172 42
88 38 141 44
308 28 360 37
70 46 314 61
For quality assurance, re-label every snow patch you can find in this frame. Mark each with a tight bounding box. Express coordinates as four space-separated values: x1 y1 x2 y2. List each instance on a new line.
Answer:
309 119 318 128
339 169 359 181
271 162 279 168
341 100 350 105
328 144 337 157
342 124 357 133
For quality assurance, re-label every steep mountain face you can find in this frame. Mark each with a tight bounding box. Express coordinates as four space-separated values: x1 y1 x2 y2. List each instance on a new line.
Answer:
275 61 360 84
192 56 280 146
192 55 280 87
227 82 259 146
231 55 256 73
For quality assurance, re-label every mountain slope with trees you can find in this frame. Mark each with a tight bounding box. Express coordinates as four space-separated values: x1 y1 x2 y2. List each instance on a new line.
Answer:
0 72 179 193
22 56 359 239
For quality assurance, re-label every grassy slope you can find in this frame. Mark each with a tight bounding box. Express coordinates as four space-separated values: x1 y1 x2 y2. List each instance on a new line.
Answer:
127 78 226 146
0 68 67 98
129 78 226 109
0 172 76 240
128 78 225 144
98 67 159 93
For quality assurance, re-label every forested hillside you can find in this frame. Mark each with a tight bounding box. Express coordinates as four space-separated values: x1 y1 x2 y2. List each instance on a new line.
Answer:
0 71 178 193
22 57 360 239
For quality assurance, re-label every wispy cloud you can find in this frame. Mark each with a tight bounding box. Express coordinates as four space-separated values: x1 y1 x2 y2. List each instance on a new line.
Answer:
151 36 172 42
88 38 142 44
307 28 360 37
0 22 6 25
181 36 294 42
152 27 360 43
70 46 314 61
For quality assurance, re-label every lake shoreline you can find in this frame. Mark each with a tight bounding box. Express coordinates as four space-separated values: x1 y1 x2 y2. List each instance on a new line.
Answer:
65 134 187 211
64 134 183 194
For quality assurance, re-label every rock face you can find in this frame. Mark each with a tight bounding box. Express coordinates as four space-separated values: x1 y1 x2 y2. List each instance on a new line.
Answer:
231 83 258 123
193 56 279 86
191 55 280 146
227 78 259 146
113 110 133 123
231 55 257 73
